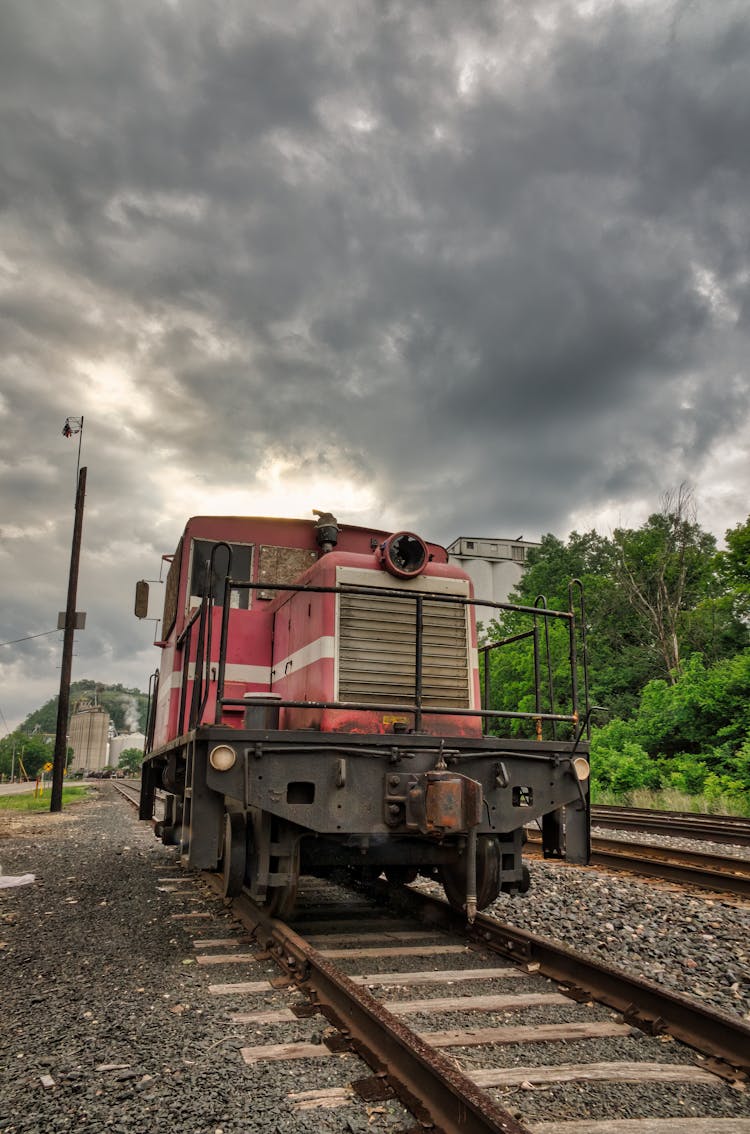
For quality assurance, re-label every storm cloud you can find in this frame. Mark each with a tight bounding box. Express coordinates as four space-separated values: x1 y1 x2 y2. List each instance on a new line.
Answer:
1 0 748 728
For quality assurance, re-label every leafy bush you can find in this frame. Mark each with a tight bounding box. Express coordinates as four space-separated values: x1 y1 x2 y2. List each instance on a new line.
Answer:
590 649 750 802
590 727 661 795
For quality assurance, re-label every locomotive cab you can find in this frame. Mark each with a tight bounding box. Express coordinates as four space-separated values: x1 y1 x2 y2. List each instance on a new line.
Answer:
137 511 591 920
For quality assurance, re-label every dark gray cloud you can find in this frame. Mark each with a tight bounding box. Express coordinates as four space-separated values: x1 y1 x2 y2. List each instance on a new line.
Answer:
1 0 749 728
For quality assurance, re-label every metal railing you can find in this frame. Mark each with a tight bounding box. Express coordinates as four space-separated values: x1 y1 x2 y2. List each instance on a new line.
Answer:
202 565 589 739
162 544 590 740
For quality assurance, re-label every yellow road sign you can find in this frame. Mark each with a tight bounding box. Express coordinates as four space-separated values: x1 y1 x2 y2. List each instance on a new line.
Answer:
43 762 53 772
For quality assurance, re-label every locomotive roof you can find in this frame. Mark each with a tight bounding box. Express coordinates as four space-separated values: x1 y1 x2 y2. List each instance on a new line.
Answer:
179 515 450 561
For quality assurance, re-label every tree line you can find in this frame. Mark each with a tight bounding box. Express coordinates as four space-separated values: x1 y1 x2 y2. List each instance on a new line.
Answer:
0 681 149 781
483 489 750 808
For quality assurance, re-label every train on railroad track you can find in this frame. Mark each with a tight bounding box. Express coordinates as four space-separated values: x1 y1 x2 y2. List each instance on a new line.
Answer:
135 511 592 919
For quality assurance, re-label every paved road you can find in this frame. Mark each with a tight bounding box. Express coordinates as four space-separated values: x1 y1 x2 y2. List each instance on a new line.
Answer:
0 781 43 796
0 778 93 796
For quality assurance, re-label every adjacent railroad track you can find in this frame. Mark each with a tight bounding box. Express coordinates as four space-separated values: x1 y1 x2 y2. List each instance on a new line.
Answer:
525 831 750 898
113 781 750 1133
591 805 750 848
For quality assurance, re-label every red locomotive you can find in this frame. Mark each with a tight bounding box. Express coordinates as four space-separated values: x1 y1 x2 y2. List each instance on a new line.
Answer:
136 511 590 918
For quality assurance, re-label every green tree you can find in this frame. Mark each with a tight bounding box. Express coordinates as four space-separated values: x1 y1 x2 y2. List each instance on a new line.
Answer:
612 486 720 682
589 650 750 800
483 492 748 729
717 515 750 624
0 731 59 780
486 528 656 721
118 747 144 775
22 681 148 735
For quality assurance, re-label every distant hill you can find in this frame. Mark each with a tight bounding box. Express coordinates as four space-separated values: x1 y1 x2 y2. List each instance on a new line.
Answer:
22 680 149 736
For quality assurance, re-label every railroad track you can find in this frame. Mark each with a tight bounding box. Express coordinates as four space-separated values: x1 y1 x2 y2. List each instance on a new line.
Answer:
591 806 750 848
206 872 750 1133
113 781 750 1133
111 780 142 809
525 831 750 899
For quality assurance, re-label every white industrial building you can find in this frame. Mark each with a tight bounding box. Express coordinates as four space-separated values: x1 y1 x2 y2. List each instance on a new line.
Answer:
108 732 146 766
447 535 540 630
68 702 111 774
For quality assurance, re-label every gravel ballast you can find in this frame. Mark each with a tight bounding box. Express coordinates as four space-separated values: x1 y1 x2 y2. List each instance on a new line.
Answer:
485 854 750 1022
0 787 412 1134
2 788 749 1133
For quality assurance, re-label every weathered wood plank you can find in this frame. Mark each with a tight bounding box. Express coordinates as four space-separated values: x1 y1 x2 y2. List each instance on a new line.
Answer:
290 919 419 934
385 992 568 1015
469 1062 720 1089
240 1042 350 1065
306 931 446 946
417 1021 634 1047
319 944 469 959
351 967 524 987
288 1087 354 1111
194 953 258 965
191 937 252 948
208 980 276 995
229 1008 299 1024
531 1120 750 1134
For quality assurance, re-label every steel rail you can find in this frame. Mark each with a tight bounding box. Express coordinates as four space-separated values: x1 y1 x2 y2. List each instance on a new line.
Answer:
525 831 750 898
377 882 750 1078
591 806 750 848
116 784 749 1119
117 780 529 1132
204 874 531 1134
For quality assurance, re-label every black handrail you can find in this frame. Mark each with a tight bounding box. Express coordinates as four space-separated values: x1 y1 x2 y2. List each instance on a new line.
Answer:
535 595 557 740
197 543 231 724
144 668 159 755
178 620 192 734
569 579 591 739
208 574 588 737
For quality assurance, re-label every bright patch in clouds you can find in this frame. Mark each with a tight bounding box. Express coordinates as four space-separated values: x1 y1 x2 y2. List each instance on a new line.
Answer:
154 455 377 528
76 360 156 425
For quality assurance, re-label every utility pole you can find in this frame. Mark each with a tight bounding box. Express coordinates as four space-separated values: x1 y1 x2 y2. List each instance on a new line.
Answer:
51 466 87 812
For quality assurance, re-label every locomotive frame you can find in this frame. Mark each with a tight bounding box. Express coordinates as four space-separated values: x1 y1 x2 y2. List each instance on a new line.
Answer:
137 512 591 919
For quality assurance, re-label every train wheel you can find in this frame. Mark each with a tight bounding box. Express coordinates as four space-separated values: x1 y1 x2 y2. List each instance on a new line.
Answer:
265 826 300 919
439 836 501 913
245 814 299 919
221 811 246 898
265 868 298 919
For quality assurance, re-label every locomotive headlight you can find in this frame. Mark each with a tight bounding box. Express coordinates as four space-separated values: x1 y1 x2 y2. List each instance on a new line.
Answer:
381 531 428 579
572 756 590 782
209 744 237 772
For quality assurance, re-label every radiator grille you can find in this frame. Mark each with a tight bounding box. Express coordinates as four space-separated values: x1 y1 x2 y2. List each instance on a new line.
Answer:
338 590 471 708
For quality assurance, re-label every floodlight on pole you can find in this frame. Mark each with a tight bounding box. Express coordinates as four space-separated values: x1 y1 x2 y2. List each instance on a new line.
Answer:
62 415 85 488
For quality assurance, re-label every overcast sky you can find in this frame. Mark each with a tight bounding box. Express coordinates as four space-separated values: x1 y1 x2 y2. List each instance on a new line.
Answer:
1 0 749 733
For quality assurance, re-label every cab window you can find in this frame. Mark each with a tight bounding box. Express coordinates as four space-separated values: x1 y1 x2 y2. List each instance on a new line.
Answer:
189 540 253 610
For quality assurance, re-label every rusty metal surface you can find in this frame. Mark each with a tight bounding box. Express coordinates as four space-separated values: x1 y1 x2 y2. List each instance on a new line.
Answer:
382 882 750 1078
257 544 317 599
206 875 532 1134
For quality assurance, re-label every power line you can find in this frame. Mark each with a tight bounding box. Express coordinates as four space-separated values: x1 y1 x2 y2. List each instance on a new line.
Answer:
0 629 58 647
